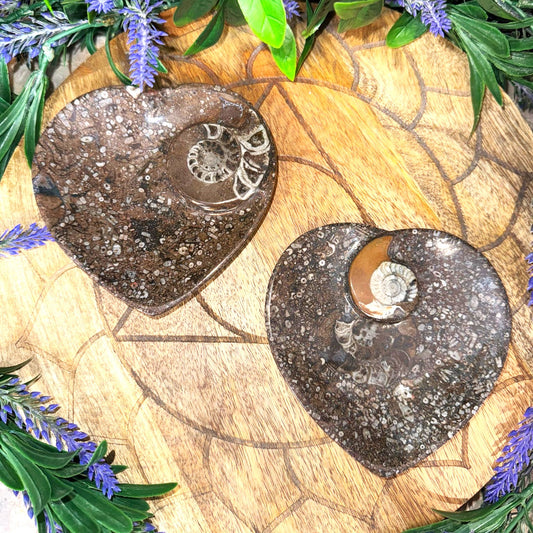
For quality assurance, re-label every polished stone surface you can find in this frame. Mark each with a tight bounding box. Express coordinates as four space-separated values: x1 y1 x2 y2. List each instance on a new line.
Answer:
33 85 277 315
266 224 511 477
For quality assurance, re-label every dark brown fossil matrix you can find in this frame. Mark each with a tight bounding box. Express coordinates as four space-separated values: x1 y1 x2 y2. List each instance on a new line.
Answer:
32 85 277 315
266 224 511 477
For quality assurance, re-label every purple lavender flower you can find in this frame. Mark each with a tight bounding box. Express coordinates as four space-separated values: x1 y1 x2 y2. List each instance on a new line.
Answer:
0 376 120 499
283 0 301 20
0 11 85 63
0 0 22 17
396 0 451 37
120 0 167 90
484 407 533 503
85 0 114 13
0 223 53 257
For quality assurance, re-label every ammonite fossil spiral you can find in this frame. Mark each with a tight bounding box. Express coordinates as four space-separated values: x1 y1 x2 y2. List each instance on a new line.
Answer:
32 85 277 315
266 224 511 477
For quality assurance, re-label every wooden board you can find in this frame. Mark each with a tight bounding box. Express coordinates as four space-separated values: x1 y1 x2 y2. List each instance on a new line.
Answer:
1 9 533 531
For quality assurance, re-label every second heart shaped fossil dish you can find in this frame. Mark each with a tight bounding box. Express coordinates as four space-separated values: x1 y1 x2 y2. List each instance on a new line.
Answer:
33 85 277 315
266 224 511 477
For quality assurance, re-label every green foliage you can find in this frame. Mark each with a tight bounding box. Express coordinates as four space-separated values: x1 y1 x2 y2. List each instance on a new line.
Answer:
0 361 177 533
403 490 533 533
237 0 287 47
386 12 428 48
269 23 298 80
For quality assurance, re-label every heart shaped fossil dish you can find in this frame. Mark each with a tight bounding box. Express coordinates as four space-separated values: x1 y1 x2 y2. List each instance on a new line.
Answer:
32 85 277 315
266 224 511 477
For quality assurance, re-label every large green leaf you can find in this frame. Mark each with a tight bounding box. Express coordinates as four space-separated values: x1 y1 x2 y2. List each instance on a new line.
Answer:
237 0 287 47
488 16 533 28
450 11 510 58
173 0 217 26
0 58 10 104
458 28 503 105
452 3 488 19
42 471 75 501
71 483 133 533
492 51 533 76
508 36 533 51
52 462 89 478
118 482 177 498
225 0 246 26
49 498 102 533
386 12 427 48
0 451 24 490
477 0 521 19
337 0 383 32
24 74 48 167
0 445 51 516
185 7 225 56
269 24 297 80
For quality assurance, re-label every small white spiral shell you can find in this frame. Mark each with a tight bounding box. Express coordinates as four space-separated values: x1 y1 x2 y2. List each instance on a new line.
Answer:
370 261 418 307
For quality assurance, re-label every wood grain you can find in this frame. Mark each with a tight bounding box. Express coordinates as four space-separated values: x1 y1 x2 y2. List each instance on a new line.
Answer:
1 9 533 532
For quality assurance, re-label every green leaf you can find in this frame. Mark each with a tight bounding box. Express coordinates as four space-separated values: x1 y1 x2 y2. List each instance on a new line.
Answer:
336 0 383 32
492 52 533 77
62 0 89 22
49 498 102 533
5 431 79 470
173 0 217 27
225 0 246 25
0 109 25 164
0 57 11 104
42 471 75 501
386 12 427 48
508 36 533 51
458 28 503 105
36 512 49 533
112 496 151 512
0 359 31 375
118 482 177 498
488 16 533 28
450 11 510 58
237 0 287 47
0 445 51 516
155 57 168 73
71 483 133 533
452 3 488 19
105 30 132 85
477 0 521 19
85 29 98 55
302 0 334 38
24 74 48 167
0 451 24 490
87 440 107 467
52 462 89 478
110 464 128 474
435 494 516 522
185 7 225 56
43 0 53 14
297 0 317 75
269 24 297 80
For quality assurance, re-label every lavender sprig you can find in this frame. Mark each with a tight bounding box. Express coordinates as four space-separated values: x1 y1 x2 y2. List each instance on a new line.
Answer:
120 0 166 90
485 407 533 503
85 0 115 14
0 11 88 63
0 376 120 499
395 0 451 36
283 0 301 21
0 223 53 257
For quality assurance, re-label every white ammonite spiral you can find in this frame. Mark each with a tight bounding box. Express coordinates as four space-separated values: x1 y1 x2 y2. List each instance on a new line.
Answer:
370 261 418 308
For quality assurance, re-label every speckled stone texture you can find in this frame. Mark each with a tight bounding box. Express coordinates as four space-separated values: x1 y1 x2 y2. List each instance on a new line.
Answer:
33 85 277 315
266 224 511 477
